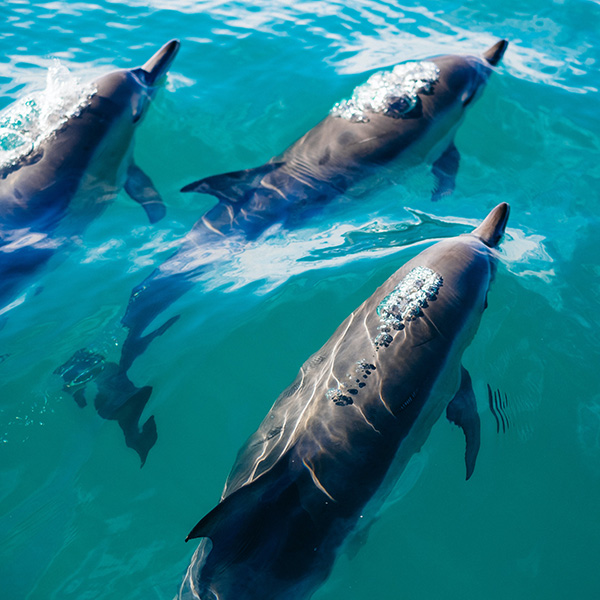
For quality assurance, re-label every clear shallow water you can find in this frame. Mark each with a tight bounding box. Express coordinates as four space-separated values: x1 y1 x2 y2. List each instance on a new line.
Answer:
1 1 599 599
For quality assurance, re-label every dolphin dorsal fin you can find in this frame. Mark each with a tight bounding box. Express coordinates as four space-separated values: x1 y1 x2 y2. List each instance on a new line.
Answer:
181 162 285 203
185 489 239 543
185 451 295 543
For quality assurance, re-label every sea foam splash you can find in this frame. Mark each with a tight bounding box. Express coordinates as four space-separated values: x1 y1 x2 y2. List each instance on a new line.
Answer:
330 60 439 123
0 60 96 169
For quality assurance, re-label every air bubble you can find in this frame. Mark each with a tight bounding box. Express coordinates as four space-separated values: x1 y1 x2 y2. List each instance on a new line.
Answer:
330 61 440 123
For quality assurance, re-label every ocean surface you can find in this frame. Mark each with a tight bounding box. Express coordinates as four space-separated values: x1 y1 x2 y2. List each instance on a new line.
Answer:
1 1 599 599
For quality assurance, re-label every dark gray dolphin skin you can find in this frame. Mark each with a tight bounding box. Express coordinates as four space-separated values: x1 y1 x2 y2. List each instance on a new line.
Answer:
0 39 180 311
179 202 510 600
117 40 508 372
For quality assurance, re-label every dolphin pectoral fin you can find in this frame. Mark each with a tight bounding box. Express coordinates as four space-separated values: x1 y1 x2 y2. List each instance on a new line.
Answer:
125 163 166 224
180 161 285 202
431 142 460 202
446 366 481 480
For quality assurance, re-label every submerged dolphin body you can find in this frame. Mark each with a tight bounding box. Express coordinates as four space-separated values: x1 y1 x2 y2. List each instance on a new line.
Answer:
179 202 510 600
0 39 180 311
119 40 508 371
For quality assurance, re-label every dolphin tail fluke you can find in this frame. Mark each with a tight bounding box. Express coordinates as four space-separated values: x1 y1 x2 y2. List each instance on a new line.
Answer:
125 163 166 223
56 352 158 465
446 366 481 480
93 363 157 466
180 161 285 202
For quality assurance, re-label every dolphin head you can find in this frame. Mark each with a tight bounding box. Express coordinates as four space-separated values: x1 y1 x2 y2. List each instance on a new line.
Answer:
428 39 508 113
57 39 181 186
439 202 510 332
93 39 180 124
378 202 509 355
482 39 510 67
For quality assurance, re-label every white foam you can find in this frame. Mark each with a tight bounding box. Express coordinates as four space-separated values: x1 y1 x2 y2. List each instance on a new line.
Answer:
0 60 96 169
330 61 439 123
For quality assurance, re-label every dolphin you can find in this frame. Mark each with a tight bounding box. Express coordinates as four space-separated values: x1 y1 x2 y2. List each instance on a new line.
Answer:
178 202 510 600
58 39 508 464
117 40 508 372
0 39 180 311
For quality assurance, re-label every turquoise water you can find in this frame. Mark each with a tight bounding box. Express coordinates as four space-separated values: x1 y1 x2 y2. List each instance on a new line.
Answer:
1 0 599 598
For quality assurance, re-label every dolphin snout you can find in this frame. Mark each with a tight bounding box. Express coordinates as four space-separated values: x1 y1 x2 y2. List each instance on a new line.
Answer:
472 202 510 248
141 39 180 85
482 39 508 66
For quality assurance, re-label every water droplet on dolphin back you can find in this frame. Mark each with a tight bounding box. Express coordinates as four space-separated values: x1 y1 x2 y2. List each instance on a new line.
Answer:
320 269 439 404
326 360 378 406
326 388 353 406
374 266 443 349
330 61 440 123
0 59 96 169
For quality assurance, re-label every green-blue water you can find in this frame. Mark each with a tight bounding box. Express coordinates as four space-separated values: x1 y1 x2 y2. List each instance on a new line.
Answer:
1 1 599 598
